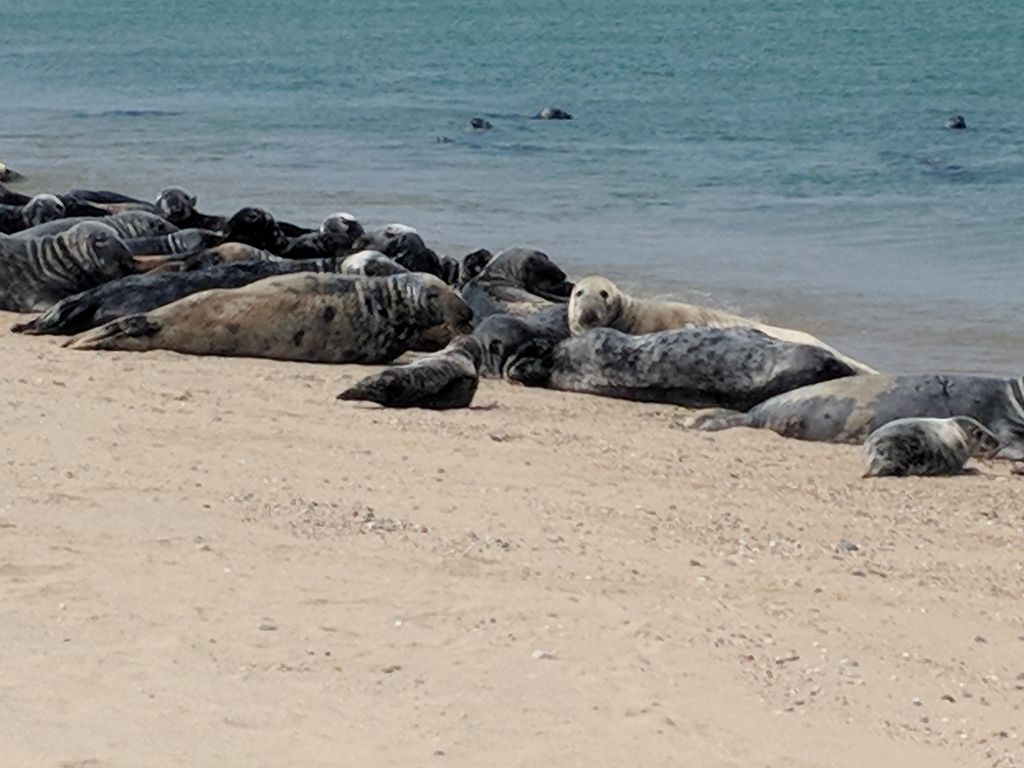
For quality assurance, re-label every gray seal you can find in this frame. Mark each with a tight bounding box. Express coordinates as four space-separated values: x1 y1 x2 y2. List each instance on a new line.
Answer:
689 374 1024 460
281 212 366 259
125 229 223 257
862 417 999 477
505 326 856 410
0 222 136 312
947 115 967 130
154 187 227 231
460 247 574 321
337 335 484 410
470 307 569 378
0 194 67 234
351 223 444 277
12 210 177 240
534 107 573 120
339 250 408 277
65 272 474 365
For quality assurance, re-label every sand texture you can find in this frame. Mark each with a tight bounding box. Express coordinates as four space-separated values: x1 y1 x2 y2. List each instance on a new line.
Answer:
1 310 1022 767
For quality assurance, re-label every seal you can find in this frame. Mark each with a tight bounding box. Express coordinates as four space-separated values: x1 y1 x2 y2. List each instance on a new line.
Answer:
281 212 365 259
568 275 877 374
352 224 444 276
154 187 227 231
534 107 573 120
219 207 290 253
471 307 570 377
0 194 66 234
65 272 475 365
862 417 1000 477
0 222 137 312
504 326 856 410
0 182 31 206
0 162 25 183
337 335 484 409
339 250 408 277
458 248 494 285
12 210 177 241
470 117 493 130
13 257 350 336
947 115 967 130
688 374 1024 460
124 229 223 257
460 247 574 321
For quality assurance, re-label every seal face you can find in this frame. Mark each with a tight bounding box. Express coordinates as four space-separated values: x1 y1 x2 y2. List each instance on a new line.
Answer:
947 115 967 130
22 194 66 227
337 335 484 409
862 416 1000 477
339 250 408 277
65 272 474 365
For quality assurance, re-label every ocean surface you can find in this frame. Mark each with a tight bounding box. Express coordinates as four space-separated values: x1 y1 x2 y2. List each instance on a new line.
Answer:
3 0 1023 374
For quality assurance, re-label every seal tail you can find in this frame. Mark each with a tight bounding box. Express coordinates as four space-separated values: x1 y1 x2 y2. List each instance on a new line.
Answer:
682 408 752 432
11 296 102 336
64 314 162 351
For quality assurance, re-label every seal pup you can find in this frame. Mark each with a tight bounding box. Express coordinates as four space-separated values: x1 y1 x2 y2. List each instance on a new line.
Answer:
11 210 177 240
688 374 1024 460
568 276 877 375
337 335 484 409
0 222 136 311
504 326 856 410
471 307 569 378
534 107 573 120
65 272 474 365
947 115 967 130
0 182 31 206
461 247 574 321
0 194 66 234
281 212 365 259
13 258 350 336
862 417 999 477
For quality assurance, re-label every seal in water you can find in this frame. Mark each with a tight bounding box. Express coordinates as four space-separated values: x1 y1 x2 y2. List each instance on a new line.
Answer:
862 417 1000 477
947 115 967 130
0 222 136 311
65 272 474 365
533 107 573 120
568 275 876 374
460 247 574 321
337 335 484 409
504 326 856 410
688 374 1024 460
470 118 493 130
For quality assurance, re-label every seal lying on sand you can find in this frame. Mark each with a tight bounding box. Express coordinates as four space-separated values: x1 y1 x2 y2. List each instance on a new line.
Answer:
339 250 408 277
65 272 474 364
569 276 876 374
338 335 484 409
0 195 67 234
688 374 1024 460
862 417 999 477
12 210 177 240
471 308 569 377
125 229 223 257
461 248 574 321
154 187 227 231
0 222 136 311
352 224 445 276
281 213 365 259
505 326 856 410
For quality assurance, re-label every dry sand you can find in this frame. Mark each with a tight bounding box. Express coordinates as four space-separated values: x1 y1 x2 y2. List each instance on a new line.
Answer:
1 310 1022 768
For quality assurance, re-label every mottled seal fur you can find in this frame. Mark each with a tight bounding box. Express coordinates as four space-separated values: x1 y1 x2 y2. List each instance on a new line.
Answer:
12 210 177 241
125 229 223 256
0 162 25 183
65 272 474 364
569 276 877 374
0 222 136 311
337 335 484 409
154 187 227 231
461 247 574 321
470 307 570 378
505 326 856 410
0 194 66 234
862 417 999 477
339 250 408 277
13 258 348 336
689 374 1024 460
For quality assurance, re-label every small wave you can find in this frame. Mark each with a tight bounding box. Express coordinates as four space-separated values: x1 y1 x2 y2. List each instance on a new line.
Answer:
73 110 185 119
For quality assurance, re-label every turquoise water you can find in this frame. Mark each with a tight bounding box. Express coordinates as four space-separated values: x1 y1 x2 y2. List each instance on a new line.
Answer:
3 0 1024 373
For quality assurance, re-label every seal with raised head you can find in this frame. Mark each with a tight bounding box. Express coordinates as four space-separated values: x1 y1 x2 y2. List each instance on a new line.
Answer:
505 326 856 410
0 222 136 312
13 257 349 336
337 335 484 409
281 212 365 259
12 210 177 241
862 417 1000 477
461 247 574 321
0 162 25 183
351 224 444 276
339 250 408 277
154 187 227 231
65 272 474 365
0 194 66 234
569 275 877 374
688 374 1024 460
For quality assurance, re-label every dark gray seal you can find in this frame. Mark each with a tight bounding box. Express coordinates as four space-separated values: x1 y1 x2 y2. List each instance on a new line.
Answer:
0 182 31 206
0 162 25 183
337 335 484 410
12 257 349 336
862 417 1000 477
124 229 223 257
534 107 573 120
0 222 136 312
12 210 177 240
689 374 1024 460
339 250 408 277
154 187 227 231
947 115 967 130
281 213 365 259
470 117 493 130
505 326 857 410
0 194 66 234
471 307 570 378
65 272 474 365
458 248 494 286
460 247 574 321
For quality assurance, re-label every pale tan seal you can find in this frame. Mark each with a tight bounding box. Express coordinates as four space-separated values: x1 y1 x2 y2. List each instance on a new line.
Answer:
568 275 877 374
65 272 473 365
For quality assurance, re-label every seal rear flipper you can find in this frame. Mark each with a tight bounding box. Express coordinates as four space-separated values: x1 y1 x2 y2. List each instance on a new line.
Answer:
11 295 103 336
683 408 751 432
64 314 162 351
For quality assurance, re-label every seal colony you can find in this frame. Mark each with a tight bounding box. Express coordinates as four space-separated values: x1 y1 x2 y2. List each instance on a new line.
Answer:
2 169 1020 479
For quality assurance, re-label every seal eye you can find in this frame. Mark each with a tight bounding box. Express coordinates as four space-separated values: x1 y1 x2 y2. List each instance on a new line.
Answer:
599 290 609 300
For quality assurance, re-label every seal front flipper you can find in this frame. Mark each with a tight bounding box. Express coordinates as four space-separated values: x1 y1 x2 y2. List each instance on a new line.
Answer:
11 294 104 336
64 314 162 351
684 408 751 432
503 338 556 386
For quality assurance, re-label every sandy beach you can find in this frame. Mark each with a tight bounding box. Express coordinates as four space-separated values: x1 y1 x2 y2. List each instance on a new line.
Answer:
1 309 1022 767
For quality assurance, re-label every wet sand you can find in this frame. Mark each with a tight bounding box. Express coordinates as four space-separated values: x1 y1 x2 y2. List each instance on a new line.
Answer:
1 310 1023 767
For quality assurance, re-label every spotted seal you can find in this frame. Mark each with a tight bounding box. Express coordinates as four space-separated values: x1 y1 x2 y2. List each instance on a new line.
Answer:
505 326 856 410
862 417 1000 477
0 222 136 311
338 335 484 409
689 374 1024 460
460 247 574 321
568 276 877 374
470 307 570 378
12 210 177 240
65 272 474 364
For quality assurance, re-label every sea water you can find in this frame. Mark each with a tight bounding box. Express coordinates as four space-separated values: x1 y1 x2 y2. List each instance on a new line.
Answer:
3 0 1023 373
